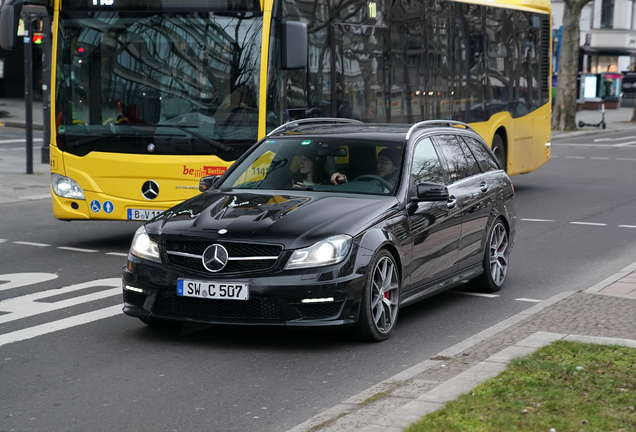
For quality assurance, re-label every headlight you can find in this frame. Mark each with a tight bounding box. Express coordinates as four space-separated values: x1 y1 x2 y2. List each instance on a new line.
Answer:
285 235 352 270
130 226 161 263
51 174 85 200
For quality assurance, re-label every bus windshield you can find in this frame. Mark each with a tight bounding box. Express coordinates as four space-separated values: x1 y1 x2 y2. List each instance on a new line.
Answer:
55 10 263 160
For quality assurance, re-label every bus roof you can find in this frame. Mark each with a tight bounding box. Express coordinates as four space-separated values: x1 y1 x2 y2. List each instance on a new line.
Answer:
451 0 551 14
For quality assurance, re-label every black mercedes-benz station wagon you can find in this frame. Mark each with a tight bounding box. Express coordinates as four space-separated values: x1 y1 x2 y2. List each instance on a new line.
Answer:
122 119 516 341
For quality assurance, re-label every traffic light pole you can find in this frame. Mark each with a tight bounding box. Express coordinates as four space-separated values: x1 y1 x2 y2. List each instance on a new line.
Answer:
24 15 33 175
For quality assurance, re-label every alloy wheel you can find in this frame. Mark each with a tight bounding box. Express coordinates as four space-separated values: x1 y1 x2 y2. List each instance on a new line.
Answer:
370 256 399 334
489 222 509 286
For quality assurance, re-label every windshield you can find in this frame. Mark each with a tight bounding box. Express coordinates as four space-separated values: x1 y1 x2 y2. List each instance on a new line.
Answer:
55 10 262 159
220 137 404 196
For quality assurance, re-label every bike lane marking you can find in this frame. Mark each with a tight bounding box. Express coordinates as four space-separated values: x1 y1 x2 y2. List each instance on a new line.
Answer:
0 273 59 292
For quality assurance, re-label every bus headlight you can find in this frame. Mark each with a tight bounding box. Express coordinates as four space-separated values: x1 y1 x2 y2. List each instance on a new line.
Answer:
51 174 85 200
130 226 161 263
285 234 352 270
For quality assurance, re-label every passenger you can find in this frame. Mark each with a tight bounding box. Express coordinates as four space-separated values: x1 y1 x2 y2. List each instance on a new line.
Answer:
292 147 330 188
331 147 402 187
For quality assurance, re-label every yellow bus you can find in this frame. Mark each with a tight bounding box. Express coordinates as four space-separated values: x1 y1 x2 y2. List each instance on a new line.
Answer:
0 0 551 221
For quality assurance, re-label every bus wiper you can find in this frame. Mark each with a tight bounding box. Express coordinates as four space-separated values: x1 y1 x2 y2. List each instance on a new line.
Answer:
70 134 116 147
149 124 233 153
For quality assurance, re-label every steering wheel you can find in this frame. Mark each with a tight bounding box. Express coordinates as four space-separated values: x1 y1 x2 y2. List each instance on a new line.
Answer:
352 174 392 192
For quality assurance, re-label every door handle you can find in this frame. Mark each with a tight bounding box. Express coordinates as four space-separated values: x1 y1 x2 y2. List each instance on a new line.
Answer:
480 181 488 193
446 195 457 209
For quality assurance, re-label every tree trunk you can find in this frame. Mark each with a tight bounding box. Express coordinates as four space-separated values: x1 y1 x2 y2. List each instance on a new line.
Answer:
551 1 583 131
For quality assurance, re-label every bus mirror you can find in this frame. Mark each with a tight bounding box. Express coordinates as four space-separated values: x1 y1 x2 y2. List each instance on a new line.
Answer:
282 21 307 70
199 175 220 192
0 0 24 51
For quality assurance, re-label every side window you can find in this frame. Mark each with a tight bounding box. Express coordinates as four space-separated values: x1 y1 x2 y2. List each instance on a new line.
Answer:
458 136 481 175
434 135 471 183
411 137 445 187
463 136 500 172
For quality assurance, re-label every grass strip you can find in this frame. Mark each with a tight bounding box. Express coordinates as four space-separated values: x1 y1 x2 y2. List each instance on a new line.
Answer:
406 340 636 432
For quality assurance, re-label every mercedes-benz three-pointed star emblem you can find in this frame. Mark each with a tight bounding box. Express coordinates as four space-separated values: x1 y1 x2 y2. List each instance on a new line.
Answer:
141 180 160 200
202 244 229 272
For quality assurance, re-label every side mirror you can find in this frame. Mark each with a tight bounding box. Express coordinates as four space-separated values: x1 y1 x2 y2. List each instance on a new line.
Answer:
0 0 24 50
282 21 307 70
414 182 449 201
199 175 220 192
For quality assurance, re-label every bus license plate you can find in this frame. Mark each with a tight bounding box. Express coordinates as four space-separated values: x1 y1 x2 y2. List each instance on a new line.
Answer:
177 279 249 301
127 209 164 221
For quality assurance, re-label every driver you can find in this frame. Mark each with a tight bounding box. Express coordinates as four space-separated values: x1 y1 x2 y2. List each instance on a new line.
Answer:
330 147 402 187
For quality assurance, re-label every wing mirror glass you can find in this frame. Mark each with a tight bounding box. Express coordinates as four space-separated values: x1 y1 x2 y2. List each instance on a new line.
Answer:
0 0 24 50
414 182 449 202
282 21 307 70
199 175 220 192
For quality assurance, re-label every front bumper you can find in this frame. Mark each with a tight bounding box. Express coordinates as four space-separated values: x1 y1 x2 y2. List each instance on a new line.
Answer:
121 254 366 327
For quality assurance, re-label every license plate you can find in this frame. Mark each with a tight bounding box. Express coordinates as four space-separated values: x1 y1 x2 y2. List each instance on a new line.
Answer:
127 209 164 221
177 279 249 301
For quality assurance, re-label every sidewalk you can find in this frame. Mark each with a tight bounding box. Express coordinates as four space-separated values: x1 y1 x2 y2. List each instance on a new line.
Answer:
0 97 44 129
288 265 636 432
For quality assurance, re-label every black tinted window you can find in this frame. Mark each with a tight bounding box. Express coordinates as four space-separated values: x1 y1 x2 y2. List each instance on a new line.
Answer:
458 136 481 175
411 137 445 186
434 135 471 183
463 136 500 172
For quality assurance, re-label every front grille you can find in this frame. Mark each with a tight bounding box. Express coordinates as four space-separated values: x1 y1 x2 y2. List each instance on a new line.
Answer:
296 302 344 319
164 241 282 274
123 290 147 308
155 290 282 320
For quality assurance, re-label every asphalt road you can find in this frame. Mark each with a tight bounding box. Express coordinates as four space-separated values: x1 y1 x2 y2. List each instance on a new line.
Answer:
1 127 635 432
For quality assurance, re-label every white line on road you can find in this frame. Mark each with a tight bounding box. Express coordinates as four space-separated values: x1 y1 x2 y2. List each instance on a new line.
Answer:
0 273 59 292
0 280 121 325
13 241 50 247
106 252 128 257
20 194 51 201
613 140 636 147
57 246 98 253
619 225 636 229
453 291 499 298
520 218 554 222
0 138 44 144
594 136 636 142
570 222 607 226
564 156 585 159
515 298 543 303
590 157 610 160
616 158 636 161
0 305 122 348
0 239 6 243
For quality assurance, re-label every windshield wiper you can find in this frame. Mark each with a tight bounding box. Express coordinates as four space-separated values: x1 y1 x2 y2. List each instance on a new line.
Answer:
69 134 117 148
148 124 233 153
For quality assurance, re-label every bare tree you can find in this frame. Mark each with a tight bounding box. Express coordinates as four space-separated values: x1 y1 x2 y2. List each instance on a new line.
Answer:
551 0 593 131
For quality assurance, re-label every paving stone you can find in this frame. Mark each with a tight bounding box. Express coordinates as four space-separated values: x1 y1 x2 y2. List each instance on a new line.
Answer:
601 282 636 295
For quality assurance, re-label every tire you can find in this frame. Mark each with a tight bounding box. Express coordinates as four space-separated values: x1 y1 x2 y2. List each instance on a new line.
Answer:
354 249 400 342
491 134 507 171
579 121 585 128
601 122 606 129
469 219 510 293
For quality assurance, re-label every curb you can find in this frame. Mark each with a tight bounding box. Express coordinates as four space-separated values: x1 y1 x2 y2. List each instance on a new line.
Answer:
0 122 44 130
551 122 636 140
286 261 636 432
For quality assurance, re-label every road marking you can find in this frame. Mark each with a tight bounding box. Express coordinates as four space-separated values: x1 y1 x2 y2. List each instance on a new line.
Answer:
570 222 607 226
0 278 121 325
453 291 499 298
594 136 636 142
564 156 584 159
0 273 59 292
57 246 98 253
20 194 51 201
0 239 6 243
521 218 554 222
13 241 50 247
613 140 636 147
590 157 610 160
619 225 636 229
616 158 636 161
515 298 543 303
0 138 44 144
0 305 121 348
106 252 128 257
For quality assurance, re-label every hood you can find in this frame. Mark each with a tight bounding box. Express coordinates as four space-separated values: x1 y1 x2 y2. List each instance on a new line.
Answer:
147 190 398 249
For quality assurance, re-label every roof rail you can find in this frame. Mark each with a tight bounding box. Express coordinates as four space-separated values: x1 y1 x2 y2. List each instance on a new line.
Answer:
406 120 473 140
267 118 363 137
